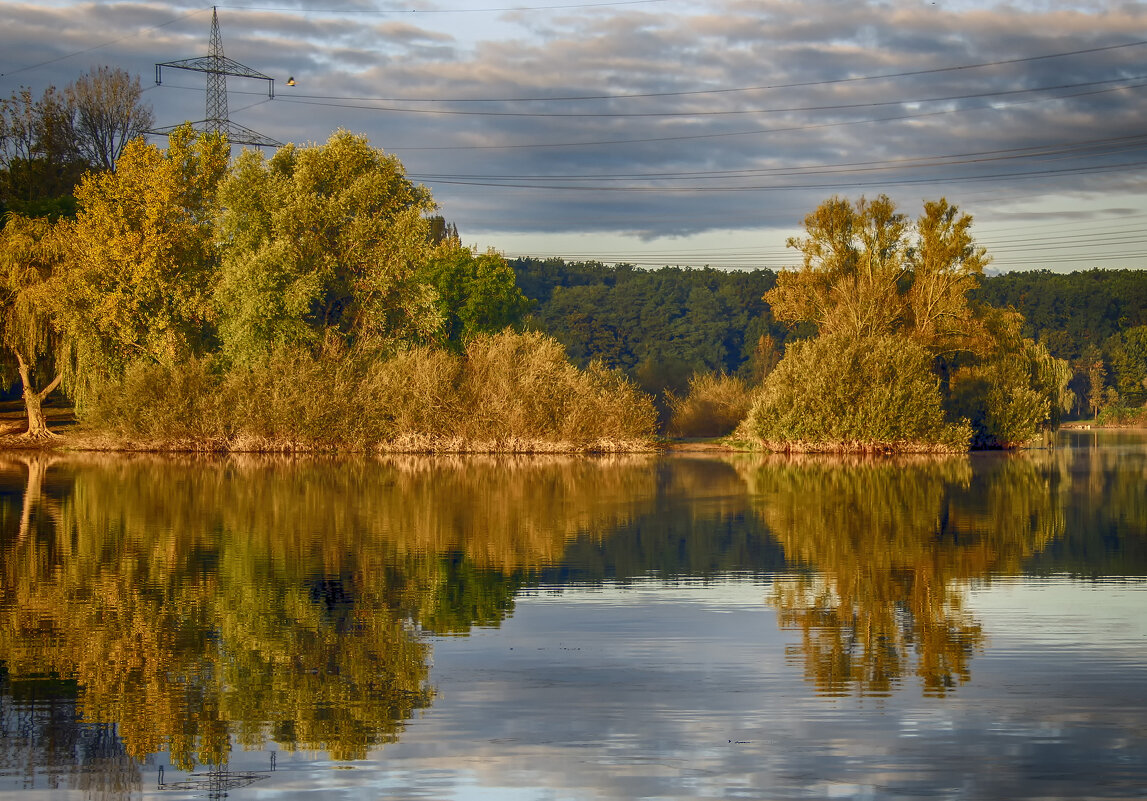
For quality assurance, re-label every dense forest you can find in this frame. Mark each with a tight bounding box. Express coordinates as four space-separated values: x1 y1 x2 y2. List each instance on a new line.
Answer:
513 259 782 393
514 259 1147 424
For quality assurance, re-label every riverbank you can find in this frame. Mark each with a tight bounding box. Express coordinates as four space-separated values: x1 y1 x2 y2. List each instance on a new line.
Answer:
1 402 1142 454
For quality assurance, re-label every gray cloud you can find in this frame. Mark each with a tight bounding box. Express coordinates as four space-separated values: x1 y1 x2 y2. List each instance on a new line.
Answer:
2 0 1145 268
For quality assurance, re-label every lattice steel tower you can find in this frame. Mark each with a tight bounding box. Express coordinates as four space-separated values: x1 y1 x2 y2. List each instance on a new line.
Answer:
153 7 282 147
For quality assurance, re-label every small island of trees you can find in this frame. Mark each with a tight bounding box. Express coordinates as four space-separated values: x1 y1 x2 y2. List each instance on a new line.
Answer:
739 194 1072 452
2 67 1144 454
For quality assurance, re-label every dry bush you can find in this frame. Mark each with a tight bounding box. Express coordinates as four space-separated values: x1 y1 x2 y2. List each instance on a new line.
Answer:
220 348 388 448
74 331 658 452
454 331 657 446
665 371 754 438
83 358 228 442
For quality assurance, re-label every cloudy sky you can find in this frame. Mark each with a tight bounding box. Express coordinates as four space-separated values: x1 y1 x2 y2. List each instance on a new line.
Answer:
2 0 1145 271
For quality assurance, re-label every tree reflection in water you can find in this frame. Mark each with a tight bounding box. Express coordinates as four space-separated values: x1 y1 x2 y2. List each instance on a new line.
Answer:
0 453 660 775
742 451 1067 697
0 447 1084 788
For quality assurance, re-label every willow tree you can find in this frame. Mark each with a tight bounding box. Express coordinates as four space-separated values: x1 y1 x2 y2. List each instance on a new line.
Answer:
0 214 67 437
49 124 229 406
214 129 442 365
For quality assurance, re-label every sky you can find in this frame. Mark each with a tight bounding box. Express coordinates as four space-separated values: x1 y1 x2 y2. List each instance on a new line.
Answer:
1 0 1145 272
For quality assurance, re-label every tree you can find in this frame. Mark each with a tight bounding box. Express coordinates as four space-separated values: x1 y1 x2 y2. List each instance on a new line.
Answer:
416 244 531 348
1082 344 1108 418
1105 326 1147 407
0 86 85 218
905 198 990 354
0 215 67 436
946 307 1072 447
66 66 154 171
767 195 988 352
214 129 440 364
49 124 229 403
757 195 1067 450
768 194 909 339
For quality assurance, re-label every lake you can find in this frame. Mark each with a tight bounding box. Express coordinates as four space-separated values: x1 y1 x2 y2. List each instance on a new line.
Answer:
1 432 1144 800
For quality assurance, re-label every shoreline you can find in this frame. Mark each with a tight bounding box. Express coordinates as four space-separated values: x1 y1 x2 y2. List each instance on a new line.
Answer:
0 414 1143 456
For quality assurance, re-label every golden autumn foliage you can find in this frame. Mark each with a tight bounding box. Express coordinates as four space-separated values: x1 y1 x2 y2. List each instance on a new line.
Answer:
48 124 229 408
76 330 657 452
752 195 1071 451
740 451 1067 696
0 453 663 768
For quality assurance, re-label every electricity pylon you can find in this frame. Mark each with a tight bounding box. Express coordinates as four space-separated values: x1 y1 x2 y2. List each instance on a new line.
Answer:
152 6 282 147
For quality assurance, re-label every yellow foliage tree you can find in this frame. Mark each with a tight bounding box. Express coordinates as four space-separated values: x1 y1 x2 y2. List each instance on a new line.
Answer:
50 124 229 403
767 194 988 353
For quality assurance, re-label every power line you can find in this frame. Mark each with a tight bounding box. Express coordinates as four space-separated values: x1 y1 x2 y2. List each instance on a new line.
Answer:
277 38 1147 104
405 134 1147 183
272 74 1147 118
0 7 212 80
369 81 1147 151
414 157 1147 192
227 0 669 12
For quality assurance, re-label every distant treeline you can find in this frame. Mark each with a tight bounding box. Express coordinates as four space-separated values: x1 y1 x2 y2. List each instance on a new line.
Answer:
974 269 1147 360
513 258 1147 416
513 258 783 394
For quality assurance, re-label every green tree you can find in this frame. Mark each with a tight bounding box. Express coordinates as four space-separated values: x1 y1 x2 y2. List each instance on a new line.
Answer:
1105 326 1147 407
416 245 531 348
214 129 439 365
49 124 228 404
741 332 970 451
0 85 85 219
947 307 1072 447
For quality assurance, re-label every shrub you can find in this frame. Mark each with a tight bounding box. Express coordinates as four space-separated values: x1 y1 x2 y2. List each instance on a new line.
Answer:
83 358 228 442
1096 403 1147 427
946 338 1070 448
454 331 657 446
665 372 754 438
740 333 970 452
75 331 657 451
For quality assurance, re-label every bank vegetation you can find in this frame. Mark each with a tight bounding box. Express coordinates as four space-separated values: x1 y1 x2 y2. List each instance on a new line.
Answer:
3 70 1137 452
0 117 655 452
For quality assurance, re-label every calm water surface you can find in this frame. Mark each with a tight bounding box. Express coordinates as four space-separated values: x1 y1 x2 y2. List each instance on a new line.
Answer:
0 432 1144 800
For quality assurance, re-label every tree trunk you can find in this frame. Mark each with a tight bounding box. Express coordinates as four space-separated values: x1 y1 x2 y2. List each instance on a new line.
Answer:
14 349 63 439
18 454 48 541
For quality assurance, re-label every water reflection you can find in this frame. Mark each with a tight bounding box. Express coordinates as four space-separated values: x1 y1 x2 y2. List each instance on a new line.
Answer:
0 453 662 779
0 438 1141 798
742 451 1067 697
